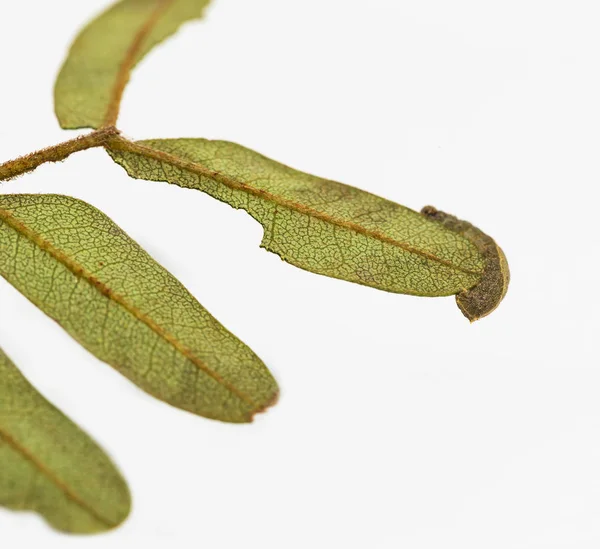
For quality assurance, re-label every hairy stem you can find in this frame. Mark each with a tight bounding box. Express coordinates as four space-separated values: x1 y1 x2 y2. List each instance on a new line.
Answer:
0 127 120 181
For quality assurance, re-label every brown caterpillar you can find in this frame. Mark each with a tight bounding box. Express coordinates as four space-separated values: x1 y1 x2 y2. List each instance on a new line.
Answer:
421 206 510 322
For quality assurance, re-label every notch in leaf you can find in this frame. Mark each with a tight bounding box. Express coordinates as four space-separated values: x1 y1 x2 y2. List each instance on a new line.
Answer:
0 194 279 423
0 347 130 534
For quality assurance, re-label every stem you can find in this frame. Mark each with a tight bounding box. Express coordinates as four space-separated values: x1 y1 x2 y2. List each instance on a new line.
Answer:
0 126 120 182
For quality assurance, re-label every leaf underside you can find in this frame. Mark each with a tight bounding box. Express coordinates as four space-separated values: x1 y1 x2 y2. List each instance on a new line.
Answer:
0 347 130 534
53 0 508 319
54 0 212 129
0 194 278 423
107 138 493 301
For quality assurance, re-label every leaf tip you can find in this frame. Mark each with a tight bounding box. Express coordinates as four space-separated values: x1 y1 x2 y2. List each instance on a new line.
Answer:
247 387 281 423
109 479 133 532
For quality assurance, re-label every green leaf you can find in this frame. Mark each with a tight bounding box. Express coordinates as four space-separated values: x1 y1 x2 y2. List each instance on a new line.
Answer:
54 0 212 130
0 194 278 423
106 137 509 319
0 346 130 533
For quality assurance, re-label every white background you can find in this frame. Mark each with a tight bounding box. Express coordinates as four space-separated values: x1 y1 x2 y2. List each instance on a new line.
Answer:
1 0 599 547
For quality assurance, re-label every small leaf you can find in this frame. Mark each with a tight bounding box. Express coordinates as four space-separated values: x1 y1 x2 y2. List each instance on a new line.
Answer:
0 346 130 533
0 194 278 423
107 137 508 316
54 0 212 129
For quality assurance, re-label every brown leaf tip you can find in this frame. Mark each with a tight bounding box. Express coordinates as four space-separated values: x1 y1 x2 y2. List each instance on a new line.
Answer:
248 388 281 423
421 206 510 322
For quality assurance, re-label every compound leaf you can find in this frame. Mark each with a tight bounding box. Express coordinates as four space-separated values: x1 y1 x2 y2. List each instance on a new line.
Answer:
0 194 278 423
0 346 130 533
54 0 212 129
107 137 509 319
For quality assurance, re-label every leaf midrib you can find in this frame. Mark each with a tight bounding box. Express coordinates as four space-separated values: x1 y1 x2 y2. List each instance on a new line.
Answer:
109 138 483 278
102 0 176 127
0 207 259 413
0 425 115 528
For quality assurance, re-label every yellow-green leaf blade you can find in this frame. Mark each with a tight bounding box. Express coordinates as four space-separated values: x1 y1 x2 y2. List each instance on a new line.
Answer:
107 138 487 298
0 194 278 423
54 0 212 129
0 346 130 534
